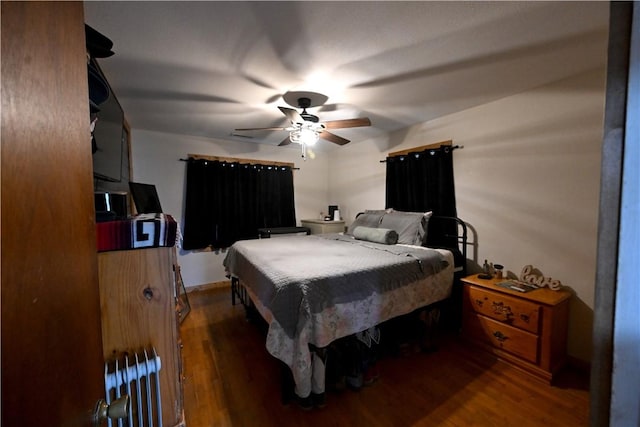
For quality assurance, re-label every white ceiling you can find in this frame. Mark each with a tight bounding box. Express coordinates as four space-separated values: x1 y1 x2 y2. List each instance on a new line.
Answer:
84 1 609 150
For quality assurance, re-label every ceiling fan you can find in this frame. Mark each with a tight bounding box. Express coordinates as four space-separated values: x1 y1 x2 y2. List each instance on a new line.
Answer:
234 91 371 159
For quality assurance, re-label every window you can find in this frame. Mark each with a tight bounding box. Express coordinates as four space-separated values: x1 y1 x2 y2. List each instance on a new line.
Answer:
182 157 296 250
385 143 458 247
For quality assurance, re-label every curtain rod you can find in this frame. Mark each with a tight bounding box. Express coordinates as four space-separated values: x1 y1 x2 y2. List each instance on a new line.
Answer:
379 144 463 163
179 157 300 170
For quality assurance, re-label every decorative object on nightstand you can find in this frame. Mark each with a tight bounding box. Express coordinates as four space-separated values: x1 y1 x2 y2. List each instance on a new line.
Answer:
519 264 563 290
478 259 492 279
494 264 504 279
328 205 339 220
300 218 346 234
460 273 571 384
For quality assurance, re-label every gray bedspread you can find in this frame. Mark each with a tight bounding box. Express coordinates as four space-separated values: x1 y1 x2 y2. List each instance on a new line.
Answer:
223 234 449 339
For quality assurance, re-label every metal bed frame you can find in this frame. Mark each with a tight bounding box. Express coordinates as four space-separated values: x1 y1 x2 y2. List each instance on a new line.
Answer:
228 216 469 404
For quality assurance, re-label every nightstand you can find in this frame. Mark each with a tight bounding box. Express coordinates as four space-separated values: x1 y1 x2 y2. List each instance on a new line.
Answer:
460 274 571 383
300 219 345 234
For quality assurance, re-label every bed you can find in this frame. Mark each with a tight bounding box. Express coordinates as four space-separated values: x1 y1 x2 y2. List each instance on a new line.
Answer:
223 210 467 403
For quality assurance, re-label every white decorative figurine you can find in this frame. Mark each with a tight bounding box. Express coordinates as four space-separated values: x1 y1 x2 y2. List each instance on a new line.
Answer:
519 265 562 291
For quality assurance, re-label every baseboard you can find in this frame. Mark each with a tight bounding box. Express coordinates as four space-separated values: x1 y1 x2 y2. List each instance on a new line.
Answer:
185 280 231 293
567 355 591 376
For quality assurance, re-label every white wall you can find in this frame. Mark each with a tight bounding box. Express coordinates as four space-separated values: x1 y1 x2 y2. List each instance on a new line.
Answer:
329 68 606 362
129 130 329 288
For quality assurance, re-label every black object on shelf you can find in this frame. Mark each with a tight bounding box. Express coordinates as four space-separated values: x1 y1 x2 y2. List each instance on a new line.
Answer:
129 182 163 214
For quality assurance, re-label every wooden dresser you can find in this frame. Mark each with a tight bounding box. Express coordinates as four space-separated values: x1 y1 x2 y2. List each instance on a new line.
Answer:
98 246 185 426
300 219 345 234
460 274 571 383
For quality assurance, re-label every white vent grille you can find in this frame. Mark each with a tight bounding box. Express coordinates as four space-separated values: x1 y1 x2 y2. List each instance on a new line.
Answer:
104 348 162 427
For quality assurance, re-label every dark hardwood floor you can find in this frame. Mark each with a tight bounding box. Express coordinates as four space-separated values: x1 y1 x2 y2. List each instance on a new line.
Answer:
180 287 589 426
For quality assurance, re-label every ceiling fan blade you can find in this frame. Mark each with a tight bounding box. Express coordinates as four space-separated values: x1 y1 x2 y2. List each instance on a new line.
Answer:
278 106 304 124
319 130 350 146
278 135 293 146
322 117 371 129
235 126 288 131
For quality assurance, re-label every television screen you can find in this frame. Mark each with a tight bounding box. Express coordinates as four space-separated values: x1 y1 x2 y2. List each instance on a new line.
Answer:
91 60 124 182
129 182 163 214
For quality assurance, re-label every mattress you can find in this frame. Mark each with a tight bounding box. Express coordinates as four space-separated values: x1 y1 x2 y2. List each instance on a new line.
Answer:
223 234 454 397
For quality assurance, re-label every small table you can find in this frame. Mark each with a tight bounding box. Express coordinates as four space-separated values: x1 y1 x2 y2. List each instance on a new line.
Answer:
257 226 311 238
300 219 346 234
460 273 571 383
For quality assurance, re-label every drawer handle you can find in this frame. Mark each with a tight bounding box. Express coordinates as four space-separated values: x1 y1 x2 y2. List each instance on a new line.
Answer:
492 301 514 320
520 314 530 323
493 331 508 342
475 299 484 307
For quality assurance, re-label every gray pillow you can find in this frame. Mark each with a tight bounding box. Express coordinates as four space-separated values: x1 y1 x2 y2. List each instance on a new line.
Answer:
364 209 392 215
353 226 398 245
379 211 432 246
346 211 385 235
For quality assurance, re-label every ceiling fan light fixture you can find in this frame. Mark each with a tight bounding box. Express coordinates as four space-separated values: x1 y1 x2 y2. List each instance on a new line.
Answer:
290 127 319 146
235 91 370 148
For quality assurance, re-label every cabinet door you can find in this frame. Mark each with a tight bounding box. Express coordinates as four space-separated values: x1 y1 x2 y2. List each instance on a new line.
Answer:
1 3 106 426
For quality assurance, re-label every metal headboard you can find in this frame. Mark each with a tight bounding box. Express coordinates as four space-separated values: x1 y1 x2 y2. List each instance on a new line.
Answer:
352 212 467 277
426 215 467 278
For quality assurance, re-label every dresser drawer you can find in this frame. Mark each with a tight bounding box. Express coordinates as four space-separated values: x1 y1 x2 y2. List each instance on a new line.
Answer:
465 286 541 334
463 312 539 364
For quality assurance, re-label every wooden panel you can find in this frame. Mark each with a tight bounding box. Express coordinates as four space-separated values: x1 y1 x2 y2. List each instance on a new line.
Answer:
464 313 539 363
388 140 453 157
1 3 106 426
98 247 183 426
188 153 294 168
539 300 570 373
466 286 541 333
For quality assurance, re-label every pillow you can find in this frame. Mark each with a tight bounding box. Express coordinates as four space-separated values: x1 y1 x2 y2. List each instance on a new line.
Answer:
346 211 386 235
379 210 432 246
352 226 398 245
364 208 393 215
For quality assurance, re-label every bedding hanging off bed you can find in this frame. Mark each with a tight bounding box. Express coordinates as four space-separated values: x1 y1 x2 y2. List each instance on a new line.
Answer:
223 232 455 399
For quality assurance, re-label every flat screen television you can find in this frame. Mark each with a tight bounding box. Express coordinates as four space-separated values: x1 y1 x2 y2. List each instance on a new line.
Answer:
91 59 125 182
129 182 163 214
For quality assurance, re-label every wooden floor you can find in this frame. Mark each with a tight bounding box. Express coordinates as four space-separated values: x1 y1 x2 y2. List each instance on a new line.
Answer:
180 287 589 427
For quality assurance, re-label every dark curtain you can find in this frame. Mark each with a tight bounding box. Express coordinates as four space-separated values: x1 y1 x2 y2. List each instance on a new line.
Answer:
182 159 296 250
385 146 457 247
